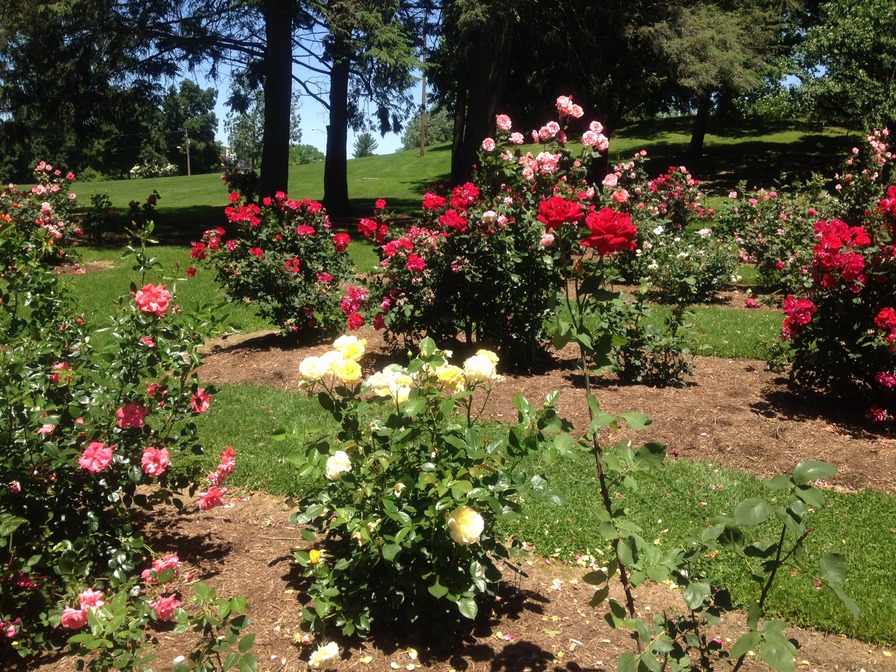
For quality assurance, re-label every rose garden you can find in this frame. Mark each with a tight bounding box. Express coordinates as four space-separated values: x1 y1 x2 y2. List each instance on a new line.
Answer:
3 98 896 672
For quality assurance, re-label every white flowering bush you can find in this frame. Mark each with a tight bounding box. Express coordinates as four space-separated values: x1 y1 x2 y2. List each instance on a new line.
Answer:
288 336 573 636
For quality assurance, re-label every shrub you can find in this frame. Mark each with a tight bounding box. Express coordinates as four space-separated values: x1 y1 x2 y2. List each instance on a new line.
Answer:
194 192 355 337
607 157 735 304
716 184 830 295
360 99 609 365
0 168 234 659
290 336 572 636
776 203 896 422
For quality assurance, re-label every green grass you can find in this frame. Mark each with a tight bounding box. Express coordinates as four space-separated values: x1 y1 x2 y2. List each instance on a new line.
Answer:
192 384 332 497
65 241 378 344
500 450 896 644
690 305 781 359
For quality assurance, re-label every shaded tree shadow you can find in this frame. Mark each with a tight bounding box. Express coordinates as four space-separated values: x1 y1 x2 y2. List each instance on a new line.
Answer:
752 377 894 441
132 507 234 579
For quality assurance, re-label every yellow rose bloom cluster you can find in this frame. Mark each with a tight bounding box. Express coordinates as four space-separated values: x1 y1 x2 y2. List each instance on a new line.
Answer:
435 363 465 392
462 349 501 384
298 336 367 385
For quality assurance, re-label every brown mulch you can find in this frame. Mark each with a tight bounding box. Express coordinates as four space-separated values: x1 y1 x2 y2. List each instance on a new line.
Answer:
29 321 896 672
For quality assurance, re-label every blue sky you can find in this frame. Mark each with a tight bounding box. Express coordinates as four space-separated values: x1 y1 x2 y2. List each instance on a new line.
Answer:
202 66 420 156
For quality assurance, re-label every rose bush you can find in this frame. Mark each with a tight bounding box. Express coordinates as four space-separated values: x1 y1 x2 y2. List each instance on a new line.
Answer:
193 191 355 337
775 202 896 422
359 98 609 366
0 170 238 660
289 336 573 636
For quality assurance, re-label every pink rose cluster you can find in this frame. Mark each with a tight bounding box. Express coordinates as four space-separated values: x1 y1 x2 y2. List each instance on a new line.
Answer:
60 587 106 630
340 285 370 330
198 445 238 511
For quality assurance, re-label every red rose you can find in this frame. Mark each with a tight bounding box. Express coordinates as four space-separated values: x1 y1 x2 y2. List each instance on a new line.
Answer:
537 196 584 231
580 208 637 254
333 232 351 252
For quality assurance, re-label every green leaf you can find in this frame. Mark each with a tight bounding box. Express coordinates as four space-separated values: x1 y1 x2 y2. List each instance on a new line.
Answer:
794 484 825 508
617 652 639 672
831 584 860 619
238 654 258 672
759 635 795 672
301 528 317 543
450 480 473 499
457 596 478 620
792 460 836 485
633 442 665 469
733 498 774 526
238 633 256 654
618 412 652 430
682 581 711 610
428 580 449 598
730 630 761 659
382 543 401 561
764 475 793 490
818 553 847 585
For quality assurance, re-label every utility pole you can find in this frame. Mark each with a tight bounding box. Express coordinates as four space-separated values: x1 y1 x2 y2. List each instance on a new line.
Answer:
184 128 192 176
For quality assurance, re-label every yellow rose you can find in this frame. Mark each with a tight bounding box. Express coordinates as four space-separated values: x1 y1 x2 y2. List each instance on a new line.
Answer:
476 349 499 364
309 549 321 563
332 358 362 384
446 505 484 545
436 364 465 392
308 642 340 669
332 335 367 362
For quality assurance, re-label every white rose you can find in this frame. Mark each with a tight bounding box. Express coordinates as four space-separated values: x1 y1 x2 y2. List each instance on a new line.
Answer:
325 451 352 480
447 505 484 545
463 354 498 384
308 641 340 669
299 356 329 381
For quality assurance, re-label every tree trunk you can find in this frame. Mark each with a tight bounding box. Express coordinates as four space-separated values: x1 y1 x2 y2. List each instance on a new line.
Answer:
450 13 511 185
259 0 292 198
687 91 712 167
324 46 351 216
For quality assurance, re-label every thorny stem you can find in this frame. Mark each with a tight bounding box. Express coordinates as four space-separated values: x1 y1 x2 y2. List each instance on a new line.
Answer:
566 263 643 653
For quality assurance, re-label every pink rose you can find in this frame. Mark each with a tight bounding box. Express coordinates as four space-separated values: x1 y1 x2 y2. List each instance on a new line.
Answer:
602 173 619 188
191 388 212 414
60 607 87 630
78 588 105 610
612 189 630 204
117 402 149 428
134 284 171 318
141 447 170 476
217 446 237 475
198 486 226 510
508 132 523 145
540 233 555 247
79 442 114 473
496 114 512 131
481 137 496 152
150 595 181 621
